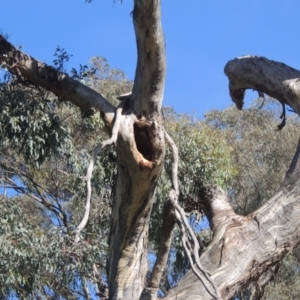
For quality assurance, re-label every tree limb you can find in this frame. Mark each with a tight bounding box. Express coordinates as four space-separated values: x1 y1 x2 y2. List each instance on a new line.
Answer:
224 56 300 114
163 130 220 299
147 199 175 289
75 101 124 239
165 135 300 299
0 34 116 126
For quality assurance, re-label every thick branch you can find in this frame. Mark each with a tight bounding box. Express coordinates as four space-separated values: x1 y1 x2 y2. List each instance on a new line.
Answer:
198 186 235 230
132 0 166 116
165 136 300 299
224 56 300 114
0 35 116 125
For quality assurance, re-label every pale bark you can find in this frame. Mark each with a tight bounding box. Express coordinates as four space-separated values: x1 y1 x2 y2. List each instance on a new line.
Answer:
163 58 300 299
132 0 166 117
164 143 300 299
0 35 116 126
3 2 300 300
0 1 167 298
107 1 166 299
224 55 300 114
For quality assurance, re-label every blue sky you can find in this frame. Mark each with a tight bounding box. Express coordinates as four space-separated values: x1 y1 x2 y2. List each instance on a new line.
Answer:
1 0 300 117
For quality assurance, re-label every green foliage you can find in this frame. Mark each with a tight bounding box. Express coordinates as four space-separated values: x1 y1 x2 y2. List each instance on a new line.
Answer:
0 55 130 298
2 48 299 298
262 245 300 299
205 99 300 214
0 82 69 166
53 46 73 73
0 196 106 299
150 109 236 293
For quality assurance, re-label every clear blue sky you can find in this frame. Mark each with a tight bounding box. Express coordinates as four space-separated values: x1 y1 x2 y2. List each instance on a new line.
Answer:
1 0 300 117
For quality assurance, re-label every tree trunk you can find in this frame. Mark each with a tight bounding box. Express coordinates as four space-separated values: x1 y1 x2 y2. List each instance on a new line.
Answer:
3 3 300 300
106 1 166 299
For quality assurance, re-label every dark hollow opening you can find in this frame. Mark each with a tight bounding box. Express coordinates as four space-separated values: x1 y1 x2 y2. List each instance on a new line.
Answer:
134 123 155 161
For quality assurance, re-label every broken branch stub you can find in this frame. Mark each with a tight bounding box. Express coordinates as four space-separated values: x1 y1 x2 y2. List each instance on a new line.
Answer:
225 56 300 115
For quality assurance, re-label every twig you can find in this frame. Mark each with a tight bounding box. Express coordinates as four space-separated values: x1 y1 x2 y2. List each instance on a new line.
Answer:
75 102 124 240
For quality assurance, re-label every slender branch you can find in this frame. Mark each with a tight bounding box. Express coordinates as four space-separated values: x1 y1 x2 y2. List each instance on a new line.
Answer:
75 101 124 238
176 210 220 300
141 131 178 296
164 131 179 196
170 191 220 300
148 198 175 290
93 264 109 299
82 277 92 300
2 180 65 224
164 130 220 299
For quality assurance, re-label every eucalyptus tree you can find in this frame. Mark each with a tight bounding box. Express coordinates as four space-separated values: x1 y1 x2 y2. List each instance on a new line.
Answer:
2 1 300 299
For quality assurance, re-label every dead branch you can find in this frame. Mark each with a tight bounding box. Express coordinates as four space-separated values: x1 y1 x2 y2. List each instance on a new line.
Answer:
75 101 124 240
164 131 179 195
224 56 300 115
164 131 220 299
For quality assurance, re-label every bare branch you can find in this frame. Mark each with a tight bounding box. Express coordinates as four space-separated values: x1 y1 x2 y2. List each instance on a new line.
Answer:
2 179 65 224
0 35 116 126
164 131 179 196
176 210 221 300
224 56 300 114
75 101 124 239
163 130 220 299
170 191 220 300
165 136 300 299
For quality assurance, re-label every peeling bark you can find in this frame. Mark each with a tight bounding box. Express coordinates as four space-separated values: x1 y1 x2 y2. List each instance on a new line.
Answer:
165 149 300 299
3 2 300 299
224 56 300 114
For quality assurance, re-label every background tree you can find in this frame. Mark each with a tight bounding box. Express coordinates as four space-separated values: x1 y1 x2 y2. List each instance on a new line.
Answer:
2 1 300 299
